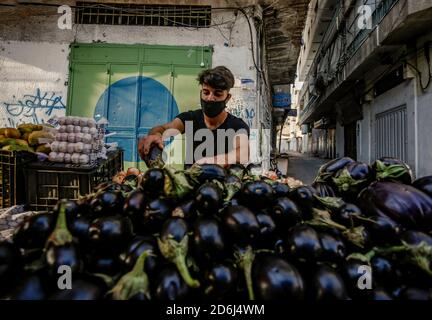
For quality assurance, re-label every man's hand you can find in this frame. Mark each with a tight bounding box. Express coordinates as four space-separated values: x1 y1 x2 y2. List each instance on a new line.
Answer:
138 134 164 160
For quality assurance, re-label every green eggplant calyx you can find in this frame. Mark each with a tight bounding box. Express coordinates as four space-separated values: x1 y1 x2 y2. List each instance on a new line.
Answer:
164 165 194 199
307 208 347 231
108 251 152 300
234 246 255 301
157 236 200 288
376 162 408 181
342 226 366 249
332 169 367 193
314 195 345 211
346 252 371 264
45 200 73 248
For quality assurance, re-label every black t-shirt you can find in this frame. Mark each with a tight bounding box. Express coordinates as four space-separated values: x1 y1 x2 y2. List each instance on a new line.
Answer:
176 109 250 165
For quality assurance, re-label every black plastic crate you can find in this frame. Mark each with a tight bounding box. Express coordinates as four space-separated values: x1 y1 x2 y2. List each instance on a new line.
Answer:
0 150 37 208
25 149 123 211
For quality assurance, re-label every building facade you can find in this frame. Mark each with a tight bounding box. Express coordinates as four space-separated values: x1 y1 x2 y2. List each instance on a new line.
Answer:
297 0 432 177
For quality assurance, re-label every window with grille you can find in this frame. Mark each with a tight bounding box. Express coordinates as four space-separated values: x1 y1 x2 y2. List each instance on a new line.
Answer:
375 105 407 162
75 2 212 27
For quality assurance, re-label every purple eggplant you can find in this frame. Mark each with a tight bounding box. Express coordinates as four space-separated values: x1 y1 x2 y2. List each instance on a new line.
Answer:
341 258 371 299
204 263 238 298
312 182 337 198
333 203 364 228
371 256 395 288
171 199 197 222
313 265 349 300
240 181 274 210
158 218 200 288
8 274 47 300
401 230 432 246
153 266 190 301
88 215 134 253
192 217 226 263
371 288 393 300
86 253 121 276
255 211 277 247
222 205 260 246
413 176 432 198
143 145 163 168
123 236 160 276
366 215 401 245
358 181 432 230
0 242 22 291
195 182 224 215
289 186 318 218
141 168 165 198
271 197 302 229
332 162 373 198
286 225 323 262
372 157 413 185
123 190 146 218
252 254 304 300
319 233 346 262
315 157 355 183
272 182 291 198
13 212 55 249
140 198 173 233
68 216 91 243
90 190 125 217
49 277 107 300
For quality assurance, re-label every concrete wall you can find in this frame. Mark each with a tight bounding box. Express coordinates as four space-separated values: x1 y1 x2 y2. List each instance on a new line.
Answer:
335 121 345 158
0 4 272 166
0 41 69 127
356 32 432 177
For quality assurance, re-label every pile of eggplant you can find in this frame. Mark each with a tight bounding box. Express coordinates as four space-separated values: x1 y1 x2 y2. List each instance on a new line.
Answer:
1 156 432 300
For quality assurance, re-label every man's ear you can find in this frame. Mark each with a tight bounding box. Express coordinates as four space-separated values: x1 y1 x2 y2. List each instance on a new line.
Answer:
226 93 232 102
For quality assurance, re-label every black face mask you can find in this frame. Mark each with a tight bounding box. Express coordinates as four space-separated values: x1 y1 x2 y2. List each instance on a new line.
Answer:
200 98 227 118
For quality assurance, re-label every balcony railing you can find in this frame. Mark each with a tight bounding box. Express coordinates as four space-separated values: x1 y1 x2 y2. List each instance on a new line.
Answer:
300 0 400 120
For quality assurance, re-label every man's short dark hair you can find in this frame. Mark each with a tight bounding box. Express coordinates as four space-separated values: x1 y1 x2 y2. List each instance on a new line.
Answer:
197 66 235 91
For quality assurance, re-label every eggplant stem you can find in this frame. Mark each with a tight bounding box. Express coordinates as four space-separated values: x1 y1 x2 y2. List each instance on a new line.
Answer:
45 200 73 248
375 161 408 181
314 195 345 211
157 236 200 288
173 254 200 288
108 251 152 300
332 168 367 193
235 246 255 301
163 165 194 199
342 226 366 249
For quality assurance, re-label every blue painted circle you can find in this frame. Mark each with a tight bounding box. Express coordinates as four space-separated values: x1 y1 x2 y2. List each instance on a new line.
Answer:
94 76 179 162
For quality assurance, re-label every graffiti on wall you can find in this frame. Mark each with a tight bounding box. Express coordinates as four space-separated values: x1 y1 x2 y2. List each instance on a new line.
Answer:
226 78 257 128
0 89 66 127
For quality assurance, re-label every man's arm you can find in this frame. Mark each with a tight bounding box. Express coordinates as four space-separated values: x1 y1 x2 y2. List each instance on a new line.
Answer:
138 118 185 159
196 133 250 167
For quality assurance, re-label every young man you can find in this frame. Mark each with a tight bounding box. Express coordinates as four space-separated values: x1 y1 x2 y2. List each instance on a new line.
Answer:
138 66 250 167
